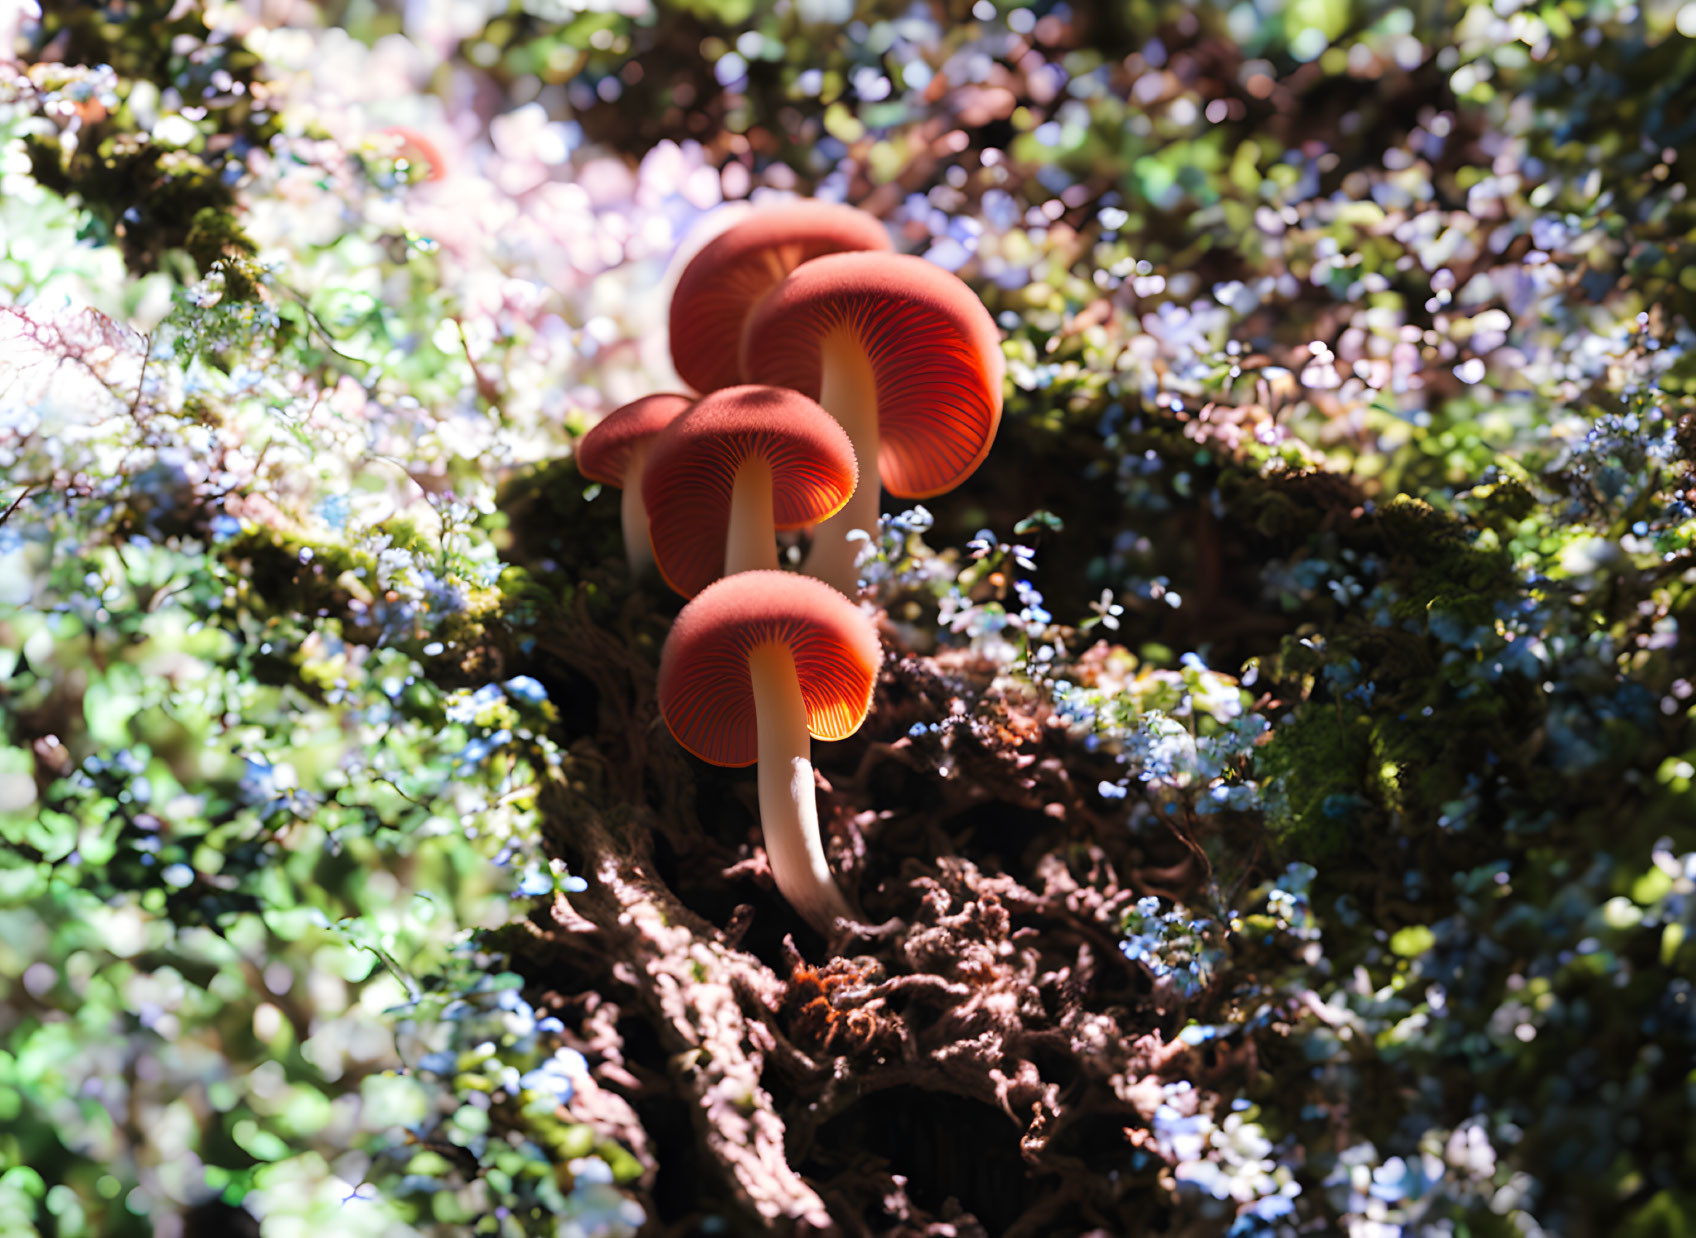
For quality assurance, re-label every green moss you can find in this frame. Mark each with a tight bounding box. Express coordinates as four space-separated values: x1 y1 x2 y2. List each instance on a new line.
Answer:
380 516 431 555
1372 494 1516 618
20 5 278 281
1257 703 1375 860
1253 489 1549 909
495 456 624 580
1619 1190 1696 1238
184 208 261 297
1466 477 1538 531
224 526 380 614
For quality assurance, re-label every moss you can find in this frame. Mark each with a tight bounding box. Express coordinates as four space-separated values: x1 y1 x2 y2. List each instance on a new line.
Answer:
1257 702 1375 859
25 132 242 277
1252 489 1551 910
185 208 262 297
495 456 625 580
1227 468 1366 542
1466 477 1538 531
22 4 278 280
496 565 557 612
380 516 431 555
1619 1188 1696 1237
220 522 523 693
224 526 380 614
1371 494 1516 617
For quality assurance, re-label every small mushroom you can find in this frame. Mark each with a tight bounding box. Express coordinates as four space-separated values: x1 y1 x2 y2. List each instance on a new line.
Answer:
669 201 891 395
641 384 857 598
659 570 881 930
741 251 1004 596
575 393 694 578
375 126 448 183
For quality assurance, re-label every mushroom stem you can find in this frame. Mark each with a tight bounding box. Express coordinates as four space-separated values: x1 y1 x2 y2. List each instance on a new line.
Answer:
725 456 779 576
619 444 654 578
804 331 879 595
748 639 852 932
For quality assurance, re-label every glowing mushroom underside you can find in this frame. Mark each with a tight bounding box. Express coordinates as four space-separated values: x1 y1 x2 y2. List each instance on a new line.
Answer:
740 251 1004 593
641 385 857 598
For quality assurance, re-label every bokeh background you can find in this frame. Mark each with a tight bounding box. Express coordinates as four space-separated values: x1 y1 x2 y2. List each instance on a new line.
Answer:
3 0 1696 1235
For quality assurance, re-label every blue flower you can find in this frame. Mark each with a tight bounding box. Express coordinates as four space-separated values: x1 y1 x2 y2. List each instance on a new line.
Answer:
520 1048 587 1105
505 675 547 703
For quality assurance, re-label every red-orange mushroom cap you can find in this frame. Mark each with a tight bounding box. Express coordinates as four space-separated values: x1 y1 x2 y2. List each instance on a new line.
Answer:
740 251 1004 499
658 571 882 767
641 385 857 598
576 393 694 487
669 202 892 395
377 126 448 182
575 393 693 576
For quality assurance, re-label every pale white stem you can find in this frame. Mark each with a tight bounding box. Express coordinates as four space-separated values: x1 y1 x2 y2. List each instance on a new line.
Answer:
620 443 654 578
725 456 778 577
803 331 879 596
748 640 852 932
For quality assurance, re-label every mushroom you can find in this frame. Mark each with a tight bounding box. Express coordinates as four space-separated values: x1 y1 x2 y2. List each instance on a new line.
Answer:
741 252 1005 596
669 201 891 395
375 125 447 183
575 393 693 578
658 570 881 930
641 384 858 598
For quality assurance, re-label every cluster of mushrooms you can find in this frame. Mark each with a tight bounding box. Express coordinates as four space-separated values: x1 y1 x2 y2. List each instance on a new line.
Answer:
576 201 1004 932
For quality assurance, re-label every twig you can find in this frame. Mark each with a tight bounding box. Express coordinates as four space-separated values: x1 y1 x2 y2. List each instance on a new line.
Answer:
0 485 34 528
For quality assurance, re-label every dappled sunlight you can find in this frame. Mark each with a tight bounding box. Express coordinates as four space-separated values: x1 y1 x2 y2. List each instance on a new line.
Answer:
3 0 1695 1235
